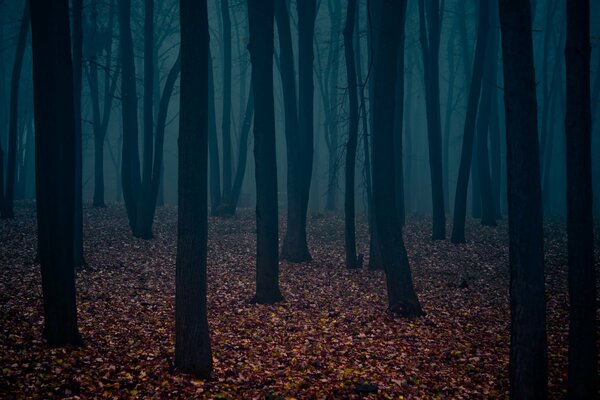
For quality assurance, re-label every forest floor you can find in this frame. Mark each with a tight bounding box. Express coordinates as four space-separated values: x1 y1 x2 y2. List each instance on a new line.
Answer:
1 203 599 399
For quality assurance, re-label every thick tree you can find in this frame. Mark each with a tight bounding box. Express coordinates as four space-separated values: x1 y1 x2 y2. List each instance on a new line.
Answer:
281 0 317 262
2 1 29 219
498 0 548 397
373 0 423 317
247 0 283 304
175 0 212 378
29 0 82 346
451 0 491 243
565 0 597 396
417 0 445 240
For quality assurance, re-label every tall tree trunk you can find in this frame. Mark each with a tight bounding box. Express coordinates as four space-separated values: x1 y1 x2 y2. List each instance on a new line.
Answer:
343 0 361 269
451 0 490 243
498 0 548 397
118 0 142 230
417 0 445 240
175 0 212 378
248 0 283 304
221 0 232 203
29 0 82 346
274 0 301 256
134 0 155 239
72 0 85 268
392 0 409 228
208 49 222 213
281 0 317 262
476 3 499 227
565 0 597 396
2 2 29 219
224 84 254 215
373 0 423 317
489 65 502 219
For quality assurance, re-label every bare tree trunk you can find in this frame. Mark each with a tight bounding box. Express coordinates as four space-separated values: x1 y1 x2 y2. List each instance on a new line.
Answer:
220 0 232 203
417 0 446 240
373 0 423 317
498 0 548 397
248 0 283 304
451 0 490 243
29 0 82 346
2 2 29 219
175 0 212 378
565 0 597 396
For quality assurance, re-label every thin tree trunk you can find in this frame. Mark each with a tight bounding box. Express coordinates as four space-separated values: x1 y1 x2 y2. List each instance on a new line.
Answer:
29 0 82 346
72 0 85 268
565 0 597 396
175 0 212 378
221 0 232 203
499 0 548 397
118 0 142 230
248 0 283 304
417 0 446 240
451 0 490 243
2 2 29 219
343 0 361 269
208 48 222 213
281 0 317 262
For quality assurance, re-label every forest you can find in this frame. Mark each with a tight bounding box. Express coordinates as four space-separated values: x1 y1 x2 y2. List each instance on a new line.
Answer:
0 0 599 398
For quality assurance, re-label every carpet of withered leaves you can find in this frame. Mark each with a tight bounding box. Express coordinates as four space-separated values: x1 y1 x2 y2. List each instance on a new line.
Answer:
1 202 599 399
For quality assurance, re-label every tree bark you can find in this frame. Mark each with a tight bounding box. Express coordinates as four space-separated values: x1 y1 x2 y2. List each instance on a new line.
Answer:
2 1 29 219
29 0 82 346
451 0 490 243
373 0 423 317
175 0 212 378
281 0 317 262
248 0 283 304
498 0 548 397
565 0 597 396
417 0 446 240
343 0 361 269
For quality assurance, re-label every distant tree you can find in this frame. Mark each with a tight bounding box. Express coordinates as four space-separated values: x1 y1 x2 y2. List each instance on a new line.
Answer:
565 0 597 396
29 0 82 346
72 0 85 269
175 0 212 378
1 1 29 219
417 0 445 240
281 0 317 262
220 0 232 206
451 0 490 243
343 0 360 269
85 0 120 208
208 47 222 212
118 0 180 239
247 0 282 304
498 0 548 397
373 0 423 317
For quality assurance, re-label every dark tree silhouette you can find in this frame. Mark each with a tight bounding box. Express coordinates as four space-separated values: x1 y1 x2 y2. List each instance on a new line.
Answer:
72 0 85 269
248 0 283 304
373 0 423 317
29 0 82 346
221 0 232 205
281 0 316 262
565 0 597 396
451 0 490 243
417 0 445 240
343 0 360 269
175 0 212 378
498 0 548 397
2 1 29 219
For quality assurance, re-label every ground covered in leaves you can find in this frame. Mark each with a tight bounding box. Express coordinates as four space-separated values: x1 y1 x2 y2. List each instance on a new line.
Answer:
1 203 599 399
